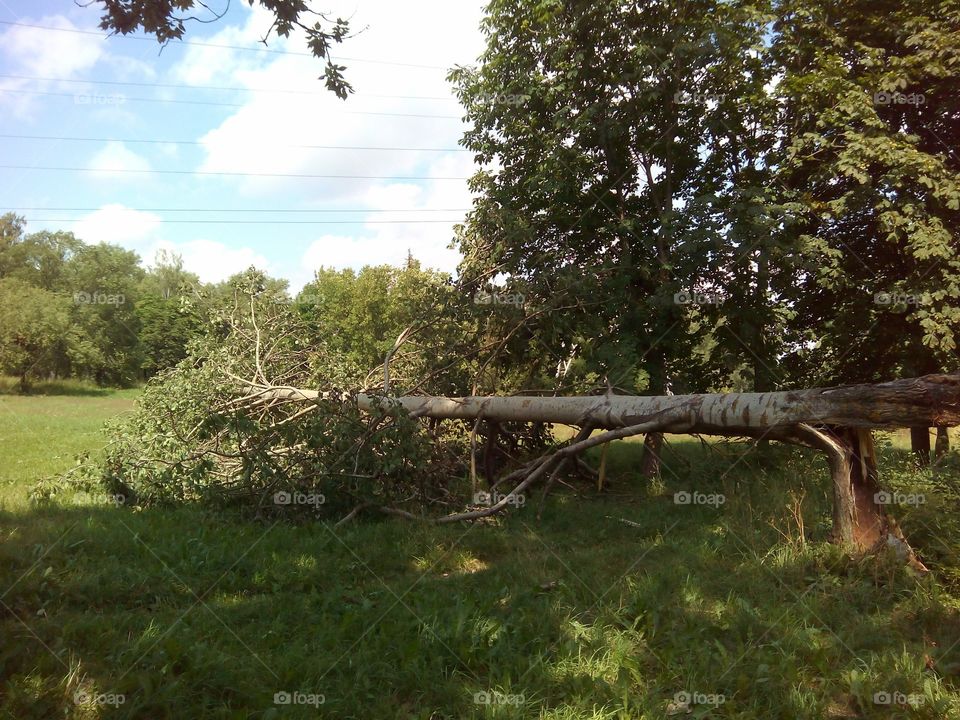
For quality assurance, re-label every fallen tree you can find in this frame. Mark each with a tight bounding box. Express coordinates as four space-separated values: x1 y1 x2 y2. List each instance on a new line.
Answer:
242 373 960 559
43 286 956 571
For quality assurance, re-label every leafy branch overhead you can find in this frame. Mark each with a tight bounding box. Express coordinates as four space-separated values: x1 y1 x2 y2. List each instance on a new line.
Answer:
92 0 354 97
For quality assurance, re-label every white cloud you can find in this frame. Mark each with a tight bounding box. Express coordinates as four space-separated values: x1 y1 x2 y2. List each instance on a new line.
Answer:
172 0 484 203
87 142 152 179
294 153 474 285
71 206 271 284
149 239 271 284
170 4 284 86
0 15 105 79
72 204 161 246
0 15 108 116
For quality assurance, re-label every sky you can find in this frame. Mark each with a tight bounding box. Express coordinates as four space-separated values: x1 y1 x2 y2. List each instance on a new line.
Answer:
0 0 487 290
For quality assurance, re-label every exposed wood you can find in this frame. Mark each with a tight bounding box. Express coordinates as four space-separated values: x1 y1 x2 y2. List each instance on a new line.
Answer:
597 441 609 492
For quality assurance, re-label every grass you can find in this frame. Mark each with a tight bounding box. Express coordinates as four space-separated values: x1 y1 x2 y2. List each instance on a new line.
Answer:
2 394 960 718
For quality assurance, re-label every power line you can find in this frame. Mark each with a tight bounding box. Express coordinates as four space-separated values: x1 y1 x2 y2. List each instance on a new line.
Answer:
5 207 471 213
0 72 458 102
0 20 458 70
0 88 463 118
0 164 470 180
23 218 464 225
0 133 469 153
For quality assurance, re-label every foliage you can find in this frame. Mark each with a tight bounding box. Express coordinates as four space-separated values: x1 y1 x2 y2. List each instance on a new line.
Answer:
62 272 471 518
450 0 788 396
774 0 960 385
0 278 75 391
451 0 960 395
94 0 354 98
136 251 205 376
296 258 458 385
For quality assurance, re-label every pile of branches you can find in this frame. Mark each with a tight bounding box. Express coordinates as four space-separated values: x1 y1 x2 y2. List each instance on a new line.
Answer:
40 284 558 522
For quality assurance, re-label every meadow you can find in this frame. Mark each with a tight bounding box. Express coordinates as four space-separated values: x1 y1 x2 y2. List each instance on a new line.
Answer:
3 385 960 718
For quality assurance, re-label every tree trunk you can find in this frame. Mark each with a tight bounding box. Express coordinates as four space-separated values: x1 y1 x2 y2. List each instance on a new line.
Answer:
248 373 958 555
639 354 667 479
327 373 960 431
935 425 950 461
911 427 931 467
256 373 960 432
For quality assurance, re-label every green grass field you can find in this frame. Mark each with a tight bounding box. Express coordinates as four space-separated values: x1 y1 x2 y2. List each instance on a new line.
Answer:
3 390 960 718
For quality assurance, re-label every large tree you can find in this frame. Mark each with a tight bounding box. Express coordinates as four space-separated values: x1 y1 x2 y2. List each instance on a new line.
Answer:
452 0 781 473
772 0 960 460
775 0 960 384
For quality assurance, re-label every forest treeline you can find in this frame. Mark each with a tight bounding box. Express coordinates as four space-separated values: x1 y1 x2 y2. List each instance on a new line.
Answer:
0 214 452 391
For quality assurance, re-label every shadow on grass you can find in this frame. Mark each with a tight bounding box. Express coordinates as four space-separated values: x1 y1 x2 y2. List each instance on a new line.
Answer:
2 440 959 718
0 377 118 397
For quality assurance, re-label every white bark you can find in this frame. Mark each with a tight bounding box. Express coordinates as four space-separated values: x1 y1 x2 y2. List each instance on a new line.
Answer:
257 373 960 432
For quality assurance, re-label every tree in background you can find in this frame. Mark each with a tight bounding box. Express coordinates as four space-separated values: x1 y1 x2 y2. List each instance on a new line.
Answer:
136 250 204 377
0 278 74 391
62 243 145 386
296 258 459 387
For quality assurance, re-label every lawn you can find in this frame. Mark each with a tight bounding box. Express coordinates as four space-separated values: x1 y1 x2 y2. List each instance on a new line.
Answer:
2 391 960 718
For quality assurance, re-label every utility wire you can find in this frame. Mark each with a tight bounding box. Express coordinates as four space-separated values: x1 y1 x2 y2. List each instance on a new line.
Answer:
0 72 457 102
0 20 459 70
22 218 465 225
0 88 463 118
0 133 469 152
0 164 470 180
5 206 471 213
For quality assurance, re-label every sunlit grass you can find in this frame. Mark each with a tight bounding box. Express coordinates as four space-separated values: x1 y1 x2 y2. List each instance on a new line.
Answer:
1 394 959 717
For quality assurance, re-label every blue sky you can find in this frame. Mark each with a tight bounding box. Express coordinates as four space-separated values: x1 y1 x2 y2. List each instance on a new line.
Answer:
0 0 485 289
